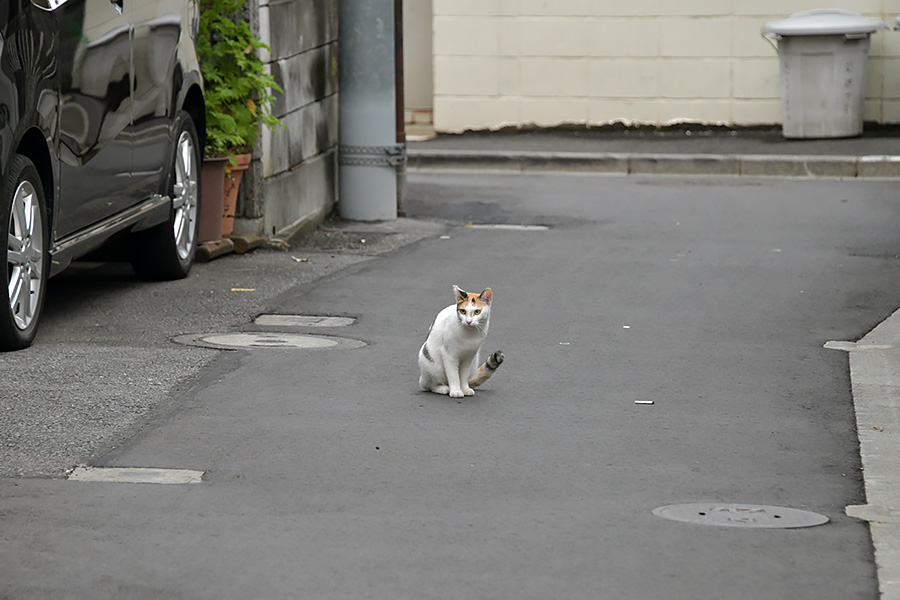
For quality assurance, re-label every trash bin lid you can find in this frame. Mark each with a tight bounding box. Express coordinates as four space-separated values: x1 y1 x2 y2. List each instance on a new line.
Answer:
763 9 887 36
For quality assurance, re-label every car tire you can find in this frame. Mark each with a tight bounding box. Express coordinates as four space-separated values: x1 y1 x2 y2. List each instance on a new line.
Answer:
131 111 201 280
1 155 49 351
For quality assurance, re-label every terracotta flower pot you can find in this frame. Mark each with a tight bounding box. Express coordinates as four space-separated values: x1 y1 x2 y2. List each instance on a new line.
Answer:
222 153 251 237
199 157 228 243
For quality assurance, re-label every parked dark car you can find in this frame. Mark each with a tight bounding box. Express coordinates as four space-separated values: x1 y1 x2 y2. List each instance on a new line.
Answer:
1 0 205 350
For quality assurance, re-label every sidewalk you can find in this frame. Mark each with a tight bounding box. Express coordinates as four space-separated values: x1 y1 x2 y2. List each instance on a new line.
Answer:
407 125 900 178
830 313 900 600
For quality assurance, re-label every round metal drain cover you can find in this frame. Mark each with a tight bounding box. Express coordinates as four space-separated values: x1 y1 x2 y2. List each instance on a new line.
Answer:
466 223 549 231
652 503 829 529
172 332 366 351
254 315 356 327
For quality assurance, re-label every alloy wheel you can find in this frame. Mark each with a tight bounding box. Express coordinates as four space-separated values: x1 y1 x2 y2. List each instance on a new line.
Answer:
7 180 43 331
172 130 198 260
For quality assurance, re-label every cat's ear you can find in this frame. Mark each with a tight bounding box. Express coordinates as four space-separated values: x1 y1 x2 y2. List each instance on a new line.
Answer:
453 285 468 304
479 288 493 305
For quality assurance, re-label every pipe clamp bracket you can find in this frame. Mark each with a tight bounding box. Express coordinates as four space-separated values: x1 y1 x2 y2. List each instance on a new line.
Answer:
339 144 407 167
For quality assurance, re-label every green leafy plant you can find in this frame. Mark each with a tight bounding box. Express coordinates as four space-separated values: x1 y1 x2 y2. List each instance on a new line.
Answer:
196 0 283 158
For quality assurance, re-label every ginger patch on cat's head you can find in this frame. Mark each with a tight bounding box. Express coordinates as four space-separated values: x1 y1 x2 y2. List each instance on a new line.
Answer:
453 285 492 308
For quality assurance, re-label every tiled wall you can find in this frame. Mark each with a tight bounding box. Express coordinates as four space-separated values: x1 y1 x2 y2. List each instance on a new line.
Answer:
235 0 339 238
432 0 900 132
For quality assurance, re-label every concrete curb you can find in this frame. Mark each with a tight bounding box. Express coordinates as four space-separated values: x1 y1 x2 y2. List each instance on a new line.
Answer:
826 311 900 600
408 149 900 178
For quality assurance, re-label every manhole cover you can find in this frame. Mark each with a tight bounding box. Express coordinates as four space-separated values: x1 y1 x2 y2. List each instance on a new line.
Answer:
254 315 356 327
652 503 829 529
172 332 366 350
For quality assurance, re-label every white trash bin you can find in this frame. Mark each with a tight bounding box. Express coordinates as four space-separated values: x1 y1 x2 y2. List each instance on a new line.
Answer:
762 10 887 139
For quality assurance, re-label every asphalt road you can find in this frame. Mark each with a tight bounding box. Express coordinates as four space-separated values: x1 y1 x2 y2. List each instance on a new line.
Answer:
4 172 900 599
0 219 436 478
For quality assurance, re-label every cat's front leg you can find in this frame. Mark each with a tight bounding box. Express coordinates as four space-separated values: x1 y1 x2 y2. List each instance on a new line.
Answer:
460 358 476 396
444 357 465 398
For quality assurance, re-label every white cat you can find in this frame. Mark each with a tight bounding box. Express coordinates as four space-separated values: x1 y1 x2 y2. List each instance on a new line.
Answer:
418 285 504 398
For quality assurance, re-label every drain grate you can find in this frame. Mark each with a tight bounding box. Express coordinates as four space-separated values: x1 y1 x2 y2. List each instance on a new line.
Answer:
652 503 829 529
172 332 366 351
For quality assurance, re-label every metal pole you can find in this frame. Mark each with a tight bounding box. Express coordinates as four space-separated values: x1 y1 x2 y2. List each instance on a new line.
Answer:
338 0 400 221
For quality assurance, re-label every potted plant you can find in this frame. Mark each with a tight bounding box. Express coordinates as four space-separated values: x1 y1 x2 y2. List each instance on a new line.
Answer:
195 0 282 240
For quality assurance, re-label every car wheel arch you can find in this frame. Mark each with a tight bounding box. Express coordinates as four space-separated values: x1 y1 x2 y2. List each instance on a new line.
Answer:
182 84 206 153
15 129 54 231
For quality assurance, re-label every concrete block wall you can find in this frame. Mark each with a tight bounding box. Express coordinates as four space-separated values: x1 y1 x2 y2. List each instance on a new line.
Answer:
235 0 339 239
432 0 900 132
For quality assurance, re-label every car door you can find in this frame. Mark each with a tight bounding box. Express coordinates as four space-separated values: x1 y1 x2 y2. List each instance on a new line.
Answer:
130 0 182 200
54 0 134 239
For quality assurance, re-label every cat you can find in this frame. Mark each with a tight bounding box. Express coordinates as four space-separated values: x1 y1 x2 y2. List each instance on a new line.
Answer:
418 285 504 398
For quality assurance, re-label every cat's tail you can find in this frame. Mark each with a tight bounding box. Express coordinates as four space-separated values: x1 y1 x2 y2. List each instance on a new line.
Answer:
469 350 505 388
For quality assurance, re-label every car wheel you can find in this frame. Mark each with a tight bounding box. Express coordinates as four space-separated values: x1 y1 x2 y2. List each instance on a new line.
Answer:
131 111 200 280
1 156 48 351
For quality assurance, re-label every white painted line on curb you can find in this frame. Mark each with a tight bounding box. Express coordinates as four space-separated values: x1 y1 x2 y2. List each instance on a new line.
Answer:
824 340 895 352
67 467 203 484
860 155 900 162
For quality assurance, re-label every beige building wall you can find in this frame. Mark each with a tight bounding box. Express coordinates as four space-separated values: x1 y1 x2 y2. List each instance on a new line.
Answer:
431 0 900 132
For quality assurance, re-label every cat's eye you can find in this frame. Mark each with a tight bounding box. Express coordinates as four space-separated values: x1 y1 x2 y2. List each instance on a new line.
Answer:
474 309 481 315
458 309 466 315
